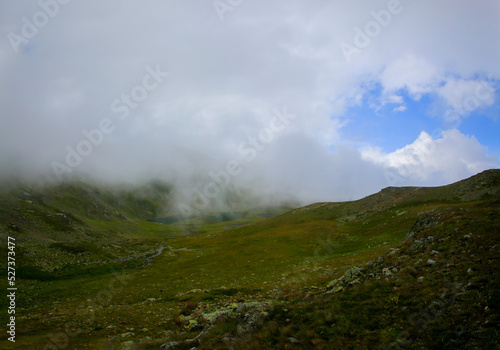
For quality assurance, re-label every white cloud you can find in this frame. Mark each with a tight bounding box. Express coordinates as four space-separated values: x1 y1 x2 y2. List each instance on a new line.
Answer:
387 95 404 105
0 0 498 203
380 55 441 100
362 130 499 184
438 78 496 119
392 105 407 113
376 55 497 122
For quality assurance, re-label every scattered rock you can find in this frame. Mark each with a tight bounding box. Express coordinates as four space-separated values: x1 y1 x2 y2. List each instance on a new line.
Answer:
404 213 442 243
427 259 436 265
160 341 179 349
388 248 400 256
201 301 272 326
410 239 424 250
404 231 415 243
326 266 363 292
120 332 135 338
349 278 362 285
382 268 392 276
417 276 424 283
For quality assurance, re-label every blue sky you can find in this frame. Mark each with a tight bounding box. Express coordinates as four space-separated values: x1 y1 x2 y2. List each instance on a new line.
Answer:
342 86 500 155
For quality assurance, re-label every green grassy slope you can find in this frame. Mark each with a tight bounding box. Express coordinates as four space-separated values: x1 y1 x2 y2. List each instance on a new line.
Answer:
227 202 499 349
0 170 498 349
0 179 185 281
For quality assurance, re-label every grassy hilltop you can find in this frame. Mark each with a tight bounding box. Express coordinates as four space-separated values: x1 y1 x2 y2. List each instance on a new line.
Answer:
0 170 499 349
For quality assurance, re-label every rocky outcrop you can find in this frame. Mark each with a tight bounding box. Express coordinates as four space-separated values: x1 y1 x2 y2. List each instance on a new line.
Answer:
403 212 442 243
325 212 444 292
161 301 274 349
325 266 364 293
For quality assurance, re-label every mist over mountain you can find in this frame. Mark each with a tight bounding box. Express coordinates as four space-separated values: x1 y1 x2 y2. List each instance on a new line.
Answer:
1 128 498 216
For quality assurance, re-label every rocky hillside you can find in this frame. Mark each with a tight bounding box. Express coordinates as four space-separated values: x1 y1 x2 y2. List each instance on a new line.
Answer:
161 204 499 349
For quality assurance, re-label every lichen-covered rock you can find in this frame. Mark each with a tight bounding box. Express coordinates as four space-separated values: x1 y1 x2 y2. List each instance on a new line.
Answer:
409 239 424 250
160 341 179 349
326 266 363 292
388 248 400 256
201 301 273 325
382 268 392 276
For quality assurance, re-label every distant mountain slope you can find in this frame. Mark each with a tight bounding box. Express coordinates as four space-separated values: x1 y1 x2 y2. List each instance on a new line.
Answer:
278 169 500 222
0 179 176 278
0 179 172 239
